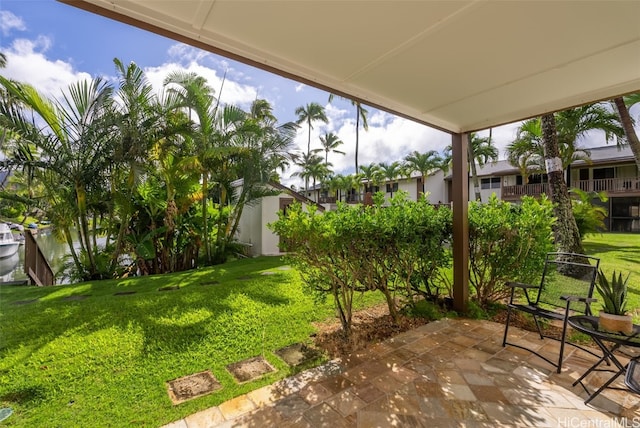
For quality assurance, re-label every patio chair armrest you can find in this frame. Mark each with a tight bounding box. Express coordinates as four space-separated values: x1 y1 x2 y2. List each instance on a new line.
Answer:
560 295 597 303
506 281 539 290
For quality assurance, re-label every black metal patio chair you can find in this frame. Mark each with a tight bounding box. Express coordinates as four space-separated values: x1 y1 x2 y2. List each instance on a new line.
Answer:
502 252 600 373
626 358 640 394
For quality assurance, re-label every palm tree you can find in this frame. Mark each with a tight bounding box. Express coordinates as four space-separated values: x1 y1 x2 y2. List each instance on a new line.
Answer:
328 94 369 174
378 161 402 198
0 76 116 279
403 150 442 195
612 93 640 173
541 113 584 255
508 103 624 177
226 99 296 249
467 133 499 201
295 102 328 156
514 103 623 254
307 161 331 201
292 152 324 193
164 71 233 264
314 132 345 166
110 59 173 269
442 132 499 201
506 119 543 182
359 163 382 193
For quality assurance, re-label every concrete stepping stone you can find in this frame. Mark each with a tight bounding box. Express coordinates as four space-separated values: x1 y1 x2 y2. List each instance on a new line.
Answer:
260 271 276 276
227 356 277 383
63 295 91 301
114 291 137 296
12 298 39 305
237 275 252 281
158 285 179 292
275 343 322 367
200 280 220 286
277 266 292 271
166 370 222 405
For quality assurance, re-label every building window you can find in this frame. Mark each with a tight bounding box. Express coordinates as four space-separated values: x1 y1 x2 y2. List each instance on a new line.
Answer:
480 177 501 189
386 183 399 193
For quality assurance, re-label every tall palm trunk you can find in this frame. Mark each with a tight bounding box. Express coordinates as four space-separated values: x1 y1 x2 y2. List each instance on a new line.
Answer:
613 97 640 173
468 137 482 202
202 173 211 264
76 183 97 277
541 114 584 254
355 109 360 175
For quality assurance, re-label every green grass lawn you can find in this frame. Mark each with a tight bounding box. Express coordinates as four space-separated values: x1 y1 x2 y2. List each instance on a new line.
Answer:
0 256 381 427
583 233 640 320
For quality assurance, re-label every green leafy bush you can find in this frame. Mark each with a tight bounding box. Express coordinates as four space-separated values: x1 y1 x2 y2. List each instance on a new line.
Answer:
570 188 608 238
269 194 452 335
468 195 555 306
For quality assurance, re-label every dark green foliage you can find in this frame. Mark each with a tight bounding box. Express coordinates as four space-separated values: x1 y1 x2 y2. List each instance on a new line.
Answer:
570 188 608 238
468 195 555 306
595 269 629 315
270 193 452 334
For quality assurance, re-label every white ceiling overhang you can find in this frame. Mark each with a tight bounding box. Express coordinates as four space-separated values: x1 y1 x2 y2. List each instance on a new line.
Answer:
61 0 640 134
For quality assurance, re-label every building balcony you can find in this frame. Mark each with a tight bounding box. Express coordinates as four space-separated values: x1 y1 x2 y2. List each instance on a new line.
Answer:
502 178 640 201
571 177 640 194
501 183 551 201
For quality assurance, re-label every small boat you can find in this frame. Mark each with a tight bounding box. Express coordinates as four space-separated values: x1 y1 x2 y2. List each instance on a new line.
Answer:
0 224 20 259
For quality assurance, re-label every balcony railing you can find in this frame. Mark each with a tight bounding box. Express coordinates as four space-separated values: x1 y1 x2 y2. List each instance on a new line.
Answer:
502 178 640 200
571 178 640 193
502 183 550 200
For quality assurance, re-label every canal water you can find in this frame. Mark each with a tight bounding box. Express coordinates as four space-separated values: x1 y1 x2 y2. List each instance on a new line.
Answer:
1 229 80 285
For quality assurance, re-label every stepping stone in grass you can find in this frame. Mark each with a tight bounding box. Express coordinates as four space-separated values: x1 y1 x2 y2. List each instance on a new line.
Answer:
275 343 322 367
226 356 277 383
114 291 137 296
260 271 276 276
200 280 220 286
237 275 252 281
277 265 292 271
12 298 39 305
0 408 12 422
158 285 179 291
63 295 91 301
166 370 222 405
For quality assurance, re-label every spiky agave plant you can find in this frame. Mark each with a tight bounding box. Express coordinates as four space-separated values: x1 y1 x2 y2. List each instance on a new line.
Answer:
595 269 630 316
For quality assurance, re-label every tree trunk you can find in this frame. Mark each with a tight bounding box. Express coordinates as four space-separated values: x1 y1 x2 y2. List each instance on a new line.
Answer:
541 114 584 254
613 97 640 174
355 109 360 177
202 173 211 264
468 136 482 202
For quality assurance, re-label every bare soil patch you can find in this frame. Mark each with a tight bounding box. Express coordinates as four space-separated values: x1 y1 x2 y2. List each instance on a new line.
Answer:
311 303 566 360
312 303 429 359
166 370 221 405
226 356 277 383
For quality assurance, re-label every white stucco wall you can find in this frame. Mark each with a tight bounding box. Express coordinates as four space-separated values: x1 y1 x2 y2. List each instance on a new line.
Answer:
423 170 447 203
237 199 263 257
260 195 285 256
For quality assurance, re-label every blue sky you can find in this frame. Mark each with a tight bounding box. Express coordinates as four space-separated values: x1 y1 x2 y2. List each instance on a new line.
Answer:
1 1 631 187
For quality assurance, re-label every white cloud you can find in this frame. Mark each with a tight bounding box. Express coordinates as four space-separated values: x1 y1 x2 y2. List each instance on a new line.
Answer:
144 60 259 110
0 10 26 36
2 38 91 99
295 83 305 93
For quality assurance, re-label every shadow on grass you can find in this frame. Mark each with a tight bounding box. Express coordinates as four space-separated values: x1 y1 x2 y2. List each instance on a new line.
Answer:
1 257 294 367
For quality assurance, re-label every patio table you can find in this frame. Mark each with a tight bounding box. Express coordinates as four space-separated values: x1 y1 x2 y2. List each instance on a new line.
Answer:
568 315 640 404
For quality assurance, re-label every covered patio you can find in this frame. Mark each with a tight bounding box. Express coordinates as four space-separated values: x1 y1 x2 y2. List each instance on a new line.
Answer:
59 1 640 425
61 0 640 313
162 318 638 427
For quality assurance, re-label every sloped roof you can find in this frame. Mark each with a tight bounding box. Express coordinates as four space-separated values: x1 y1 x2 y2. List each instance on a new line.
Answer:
62 0 640 135
269 181 325 212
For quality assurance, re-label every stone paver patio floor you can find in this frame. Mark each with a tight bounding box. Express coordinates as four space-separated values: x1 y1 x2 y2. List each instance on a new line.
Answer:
163 318 639 427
